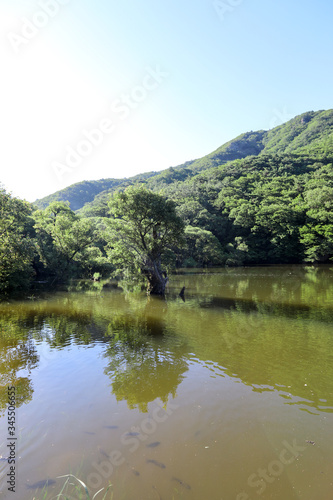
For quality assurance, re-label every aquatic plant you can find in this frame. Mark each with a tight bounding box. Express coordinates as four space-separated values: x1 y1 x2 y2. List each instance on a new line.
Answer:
55 474 113 500
31 474 113 500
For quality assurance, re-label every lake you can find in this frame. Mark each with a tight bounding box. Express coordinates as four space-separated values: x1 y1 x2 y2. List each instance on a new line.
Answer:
0 265 333 500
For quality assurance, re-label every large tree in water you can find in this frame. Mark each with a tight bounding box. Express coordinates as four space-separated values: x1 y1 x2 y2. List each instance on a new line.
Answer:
106 186 184 295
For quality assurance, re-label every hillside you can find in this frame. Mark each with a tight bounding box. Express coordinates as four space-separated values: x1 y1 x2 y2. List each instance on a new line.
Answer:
34 109 333 214
33 172 157 211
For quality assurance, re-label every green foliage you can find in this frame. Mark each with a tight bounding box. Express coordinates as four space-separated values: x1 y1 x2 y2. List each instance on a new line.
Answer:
33 202 105 281
183 226 224 267
263 109 333 156
105 186 185 294
299 177 333 261
0 187 36 296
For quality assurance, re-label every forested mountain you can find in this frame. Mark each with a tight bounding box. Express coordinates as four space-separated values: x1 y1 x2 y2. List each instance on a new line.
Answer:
34 109 333 214
34 172 157 211
76 109 333 218
34 179 125 211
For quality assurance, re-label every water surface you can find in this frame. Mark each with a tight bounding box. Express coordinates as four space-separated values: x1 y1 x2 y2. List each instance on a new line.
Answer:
0 266 332 499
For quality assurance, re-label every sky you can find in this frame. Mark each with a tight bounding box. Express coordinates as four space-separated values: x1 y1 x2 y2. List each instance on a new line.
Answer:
0 0 332 202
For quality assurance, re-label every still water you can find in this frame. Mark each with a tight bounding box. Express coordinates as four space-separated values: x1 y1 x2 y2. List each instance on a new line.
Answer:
0 266 333 500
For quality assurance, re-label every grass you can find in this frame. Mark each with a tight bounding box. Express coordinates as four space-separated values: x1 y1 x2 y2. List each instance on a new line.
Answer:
32 474 113 500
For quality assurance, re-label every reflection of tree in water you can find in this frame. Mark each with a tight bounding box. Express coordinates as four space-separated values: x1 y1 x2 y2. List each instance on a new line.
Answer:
191 266 333 323
19 302 112 348
104 298 189 412
0 303 112 415
0 297 189 414
0 315 39 414
177 299 333 413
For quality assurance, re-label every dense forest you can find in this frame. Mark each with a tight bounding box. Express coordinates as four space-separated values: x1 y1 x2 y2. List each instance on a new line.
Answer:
1 109 333 298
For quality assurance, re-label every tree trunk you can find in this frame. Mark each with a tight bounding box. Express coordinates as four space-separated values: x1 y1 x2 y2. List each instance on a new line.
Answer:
147 273 168 295
145 257 168 295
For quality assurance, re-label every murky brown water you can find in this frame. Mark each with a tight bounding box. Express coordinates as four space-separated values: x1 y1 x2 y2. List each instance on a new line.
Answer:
0 266 333 499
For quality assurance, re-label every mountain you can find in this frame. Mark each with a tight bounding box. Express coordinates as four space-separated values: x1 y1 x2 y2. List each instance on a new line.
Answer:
33 172 157 211
34 179 123 211
34 109 333 213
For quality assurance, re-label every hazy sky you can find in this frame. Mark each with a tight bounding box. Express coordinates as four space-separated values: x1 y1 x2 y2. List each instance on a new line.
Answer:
1 0 332 202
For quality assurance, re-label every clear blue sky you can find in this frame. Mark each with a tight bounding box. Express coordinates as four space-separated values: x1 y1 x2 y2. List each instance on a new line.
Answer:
1 0 332 201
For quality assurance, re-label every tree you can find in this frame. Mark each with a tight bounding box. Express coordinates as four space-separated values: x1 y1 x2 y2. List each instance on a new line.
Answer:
0 187 35 296
34 202 98 281
106 186 185 295
299 186 333 261
183 226 224 267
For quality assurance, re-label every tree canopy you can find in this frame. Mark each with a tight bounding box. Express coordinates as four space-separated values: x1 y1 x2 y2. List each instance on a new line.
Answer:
106 186 185 294
0 187 35 296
